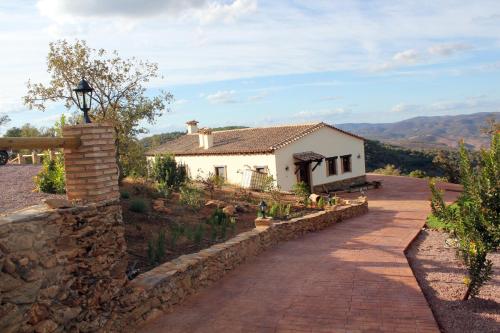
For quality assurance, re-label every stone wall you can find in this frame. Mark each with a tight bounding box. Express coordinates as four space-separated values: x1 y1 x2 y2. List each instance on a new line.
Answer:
0 200 127 333
110 201 368 332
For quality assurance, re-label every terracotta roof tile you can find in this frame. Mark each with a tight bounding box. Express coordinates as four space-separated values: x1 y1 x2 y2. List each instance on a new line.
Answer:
146 122 363 156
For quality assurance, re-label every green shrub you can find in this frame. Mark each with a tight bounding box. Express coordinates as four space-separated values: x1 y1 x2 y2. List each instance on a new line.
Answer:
35 154 65 194
206 208 233 241
373 164 401 176
151 154 187 190
129 198 148 213
426 134 500 300
317 197 326 209
292 181 310 204
179 184 203 210
426 214 449 230
409 170 427 178
120 191 130 199
156 181 173 198
268 202 292 220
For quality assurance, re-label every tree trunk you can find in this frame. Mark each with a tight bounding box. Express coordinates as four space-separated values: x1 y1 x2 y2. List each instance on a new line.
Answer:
463 283 472 301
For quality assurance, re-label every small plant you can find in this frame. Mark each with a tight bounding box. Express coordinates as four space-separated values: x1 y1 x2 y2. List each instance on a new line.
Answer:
151 154 187 190
147 230 166 266
292 181 310 205
156 181 173 198
194 224 204 245
206 208 231 241
179 184 203 210
35 153 65 194
129 198 148 213
197 172 224 199
373 164 401 176
409 170 427 178
317 197 326 209
170 224 183 248
120 191 130 199
268 202 292 220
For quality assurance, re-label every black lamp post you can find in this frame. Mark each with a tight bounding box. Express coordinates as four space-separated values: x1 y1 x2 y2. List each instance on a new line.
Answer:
73 79 94 123
259 200 267 218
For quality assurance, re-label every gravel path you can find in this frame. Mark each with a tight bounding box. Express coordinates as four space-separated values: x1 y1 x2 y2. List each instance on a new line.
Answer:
0 165 64 215
407 229 500 333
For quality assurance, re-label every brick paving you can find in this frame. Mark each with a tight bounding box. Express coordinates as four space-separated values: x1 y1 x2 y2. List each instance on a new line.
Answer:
138 175 460 333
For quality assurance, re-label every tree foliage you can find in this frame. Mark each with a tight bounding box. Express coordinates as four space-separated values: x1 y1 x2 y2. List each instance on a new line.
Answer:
23 39 173 177
428 134 500 300
0 115 10 127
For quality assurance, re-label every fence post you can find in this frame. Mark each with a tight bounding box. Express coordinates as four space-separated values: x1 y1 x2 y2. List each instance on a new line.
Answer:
62 123 119 202
31 150 38 164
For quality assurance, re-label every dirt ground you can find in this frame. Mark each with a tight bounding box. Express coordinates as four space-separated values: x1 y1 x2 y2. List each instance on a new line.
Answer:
121 180 316 276
406 229 500 333
0 165 64 214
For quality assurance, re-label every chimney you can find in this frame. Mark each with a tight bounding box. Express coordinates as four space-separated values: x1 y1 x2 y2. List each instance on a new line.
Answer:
198 128 213 149
186 120 199 134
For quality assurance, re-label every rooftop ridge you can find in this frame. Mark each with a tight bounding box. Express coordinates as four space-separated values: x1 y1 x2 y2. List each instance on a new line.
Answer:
212 122 321 133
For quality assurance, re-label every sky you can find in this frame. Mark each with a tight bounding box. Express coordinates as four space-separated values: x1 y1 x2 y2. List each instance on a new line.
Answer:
1 0 500 135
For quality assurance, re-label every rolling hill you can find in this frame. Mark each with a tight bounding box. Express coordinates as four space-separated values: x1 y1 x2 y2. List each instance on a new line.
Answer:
337 112 499 150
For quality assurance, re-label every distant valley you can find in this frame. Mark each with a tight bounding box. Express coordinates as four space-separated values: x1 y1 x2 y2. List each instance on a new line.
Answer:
337 112 499 150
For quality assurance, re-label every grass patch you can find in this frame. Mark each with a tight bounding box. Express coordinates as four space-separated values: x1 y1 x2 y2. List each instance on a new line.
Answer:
426 214 449 230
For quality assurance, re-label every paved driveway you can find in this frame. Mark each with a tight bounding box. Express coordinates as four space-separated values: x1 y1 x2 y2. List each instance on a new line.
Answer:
138 175 460 333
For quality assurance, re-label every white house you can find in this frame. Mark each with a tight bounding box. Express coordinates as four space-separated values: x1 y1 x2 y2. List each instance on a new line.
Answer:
146 120 366 193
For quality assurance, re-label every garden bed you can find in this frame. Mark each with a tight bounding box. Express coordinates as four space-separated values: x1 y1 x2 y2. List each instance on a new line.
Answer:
120 179 320 275
406 229 500 333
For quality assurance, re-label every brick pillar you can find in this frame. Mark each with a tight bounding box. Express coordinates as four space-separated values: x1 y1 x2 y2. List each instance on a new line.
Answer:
62 123 119 202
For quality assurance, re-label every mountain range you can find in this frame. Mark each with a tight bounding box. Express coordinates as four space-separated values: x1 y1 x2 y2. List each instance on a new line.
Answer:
337 112 499 150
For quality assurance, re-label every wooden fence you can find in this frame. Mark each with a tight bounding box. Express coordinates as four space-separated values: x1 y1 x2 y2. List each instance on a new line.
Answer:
0 137 81 164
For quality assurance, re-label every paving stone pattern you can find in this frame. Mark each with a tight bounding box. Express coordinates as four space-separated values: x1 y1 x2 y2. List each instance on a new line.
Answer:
139 175 460 333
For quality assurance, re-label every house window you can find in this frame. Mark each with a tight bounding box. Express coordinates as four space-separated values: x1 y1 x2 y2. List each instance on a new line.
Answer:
341 155 352 173
214 166 226 180
326 157 337 176
255 166 268 174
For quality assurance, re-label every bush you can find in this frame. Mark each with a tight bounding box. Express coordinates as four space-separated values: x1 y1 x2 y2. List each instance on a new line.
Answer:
156 181 173 198
426 214 449 230
129 198 148 213
317 197 326 209
268 202 291 220
373 164 401 176
409 170 427 178
427 134 500 300
150 154 187 190
206 208 234 241
197 172 224 199
120 191 130 199
35 154 65 194
179 184 203 210
292 181 310 204
194 224 204 245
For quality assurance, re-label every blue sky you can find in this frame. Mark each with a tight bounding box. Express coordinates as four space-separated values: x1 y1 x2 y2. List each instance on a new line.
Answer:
1 0 500 135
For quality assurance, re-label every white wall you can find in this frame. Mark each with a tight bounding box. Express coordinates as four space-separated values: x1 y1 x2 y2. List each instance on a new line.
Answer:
151 154 277 186
274 127 365 191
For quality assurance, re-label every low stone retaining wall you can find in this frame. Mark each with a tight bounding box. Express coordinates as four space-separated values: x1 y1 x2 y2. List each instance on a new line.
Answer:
111 201 368 331
0 200 127 333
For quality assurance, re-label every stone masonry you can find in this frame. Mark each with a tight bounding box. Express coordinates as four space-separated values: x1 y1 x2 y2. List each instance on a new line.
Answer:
63 124 119 202
109 200 368 332
0 123 127 333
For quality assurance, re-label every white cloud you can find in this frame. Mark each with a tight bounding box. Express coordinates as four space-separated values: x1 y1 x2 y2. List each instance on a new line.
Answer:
37 0 256 24
173 99 189 105
248 91 268 102
428 43 472 56
393 49 420 64
196 0 257 24
206 90 237 104
391 95 500 115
